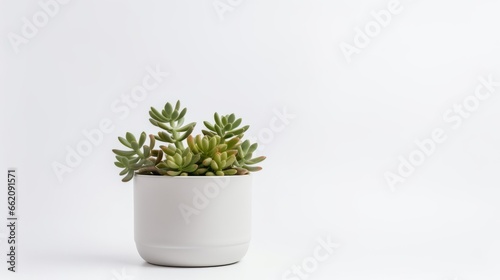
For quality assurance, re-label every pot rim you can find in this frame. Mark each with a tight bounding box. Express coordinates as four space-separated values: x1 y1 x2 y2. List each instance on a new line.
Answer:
134 174 252 179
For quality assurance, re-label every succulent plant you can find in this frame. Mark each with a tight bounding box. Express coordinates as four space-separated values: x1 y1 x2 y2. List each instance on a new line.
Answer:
113 100 265 182
149 100 195 149
202 113 249 141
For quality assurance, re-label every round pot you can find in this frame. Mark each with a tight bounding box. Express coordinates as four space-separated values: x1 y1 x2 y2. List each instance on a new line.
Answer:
133 174 252 267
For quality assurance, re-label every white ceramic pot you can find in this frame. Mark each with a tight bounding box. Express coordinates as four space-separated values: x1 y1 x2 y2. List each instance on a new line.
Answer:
133 174 252 267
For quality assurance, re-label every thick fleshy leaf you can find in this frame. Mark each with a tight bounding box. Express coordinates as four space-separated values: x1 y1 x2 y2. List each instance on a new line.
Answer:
246 156 266 165
214 153 221 164
244 165 262 172
165 102 173 116
167 159 179 169
118 137 131 148
156 162 168 169
202 157 212 166
210 161 219 171
138 132 147 146
229 125 249 136
131 141 140 151
122 171 134 182
160 145 176 156
223 169 237 175
217 144 227 152
178 126 194 141
214 125 223 136
202 129 215 137
202 137 209 151
126 132 137 143
178 108 187 120
143 146 151 158
154 121 173 132
187 135 197 153
184 164 198 173
184 151 192 164
112 149 136 157
174 153 183 166
209 136 218 150
167 170 181 176
235 167 248 175
226 155 236 167
214 112 222 127
228 114 235 123
177 122 196 132
149 134 155 149
225 137 240 149
232 118 242 129
158 131 174 143
150 107 169 122
195 168 208 175
248 143 258 153
203 121 214 131
241 140 250 153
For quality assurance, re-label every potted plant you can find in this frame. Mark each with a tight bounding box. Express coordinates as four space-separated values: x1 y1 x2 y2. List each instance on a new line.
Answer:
112 100 265 267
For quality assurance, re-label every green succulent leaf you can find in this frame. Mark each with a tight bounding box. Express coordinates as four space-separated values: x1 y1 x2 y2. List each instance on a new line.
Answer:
118 137 132 148
184 164 198 173
167 170 181 176
214 112 222 127
165 102 173 116
228 114 236 123
122 171 135 182
112 149 136 157
244 165 262 172
119 169 128 176
246 156 266 165
223 169 237 175
126 132 137 143
166 157 179 169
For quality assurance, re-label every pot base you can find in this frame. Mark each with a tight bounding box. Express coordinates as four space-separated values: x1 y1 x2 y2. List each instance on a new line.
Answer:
136 242 250 267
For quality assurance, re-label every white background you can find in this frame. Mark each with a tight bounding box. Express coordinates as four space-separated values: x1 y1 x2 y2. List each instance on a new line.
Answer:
1 0 500 279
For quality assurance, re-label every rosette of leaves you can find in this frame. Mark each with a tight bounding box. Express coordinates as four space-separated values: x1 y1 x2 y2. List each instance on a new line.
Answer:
202 113 249 142
112 132 156 182
186 134 241 175
149 100 196 149
187 134 239 160
203 152 237 176
156 147 200 176
234 140 266 175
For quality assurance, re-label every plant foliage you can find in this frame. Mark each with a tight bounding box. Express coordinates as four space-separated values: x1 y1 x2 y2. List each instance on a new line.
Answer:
113 101 265 182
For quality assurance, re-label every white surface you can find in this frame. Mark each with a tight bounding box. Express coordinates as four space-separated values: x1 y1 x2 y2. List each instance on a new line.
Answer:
1 0 500 279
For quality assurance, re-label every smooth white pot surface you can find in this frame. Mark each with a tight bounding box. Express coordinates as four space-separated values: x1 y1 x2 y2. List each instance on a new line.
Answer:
134 174 252 267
